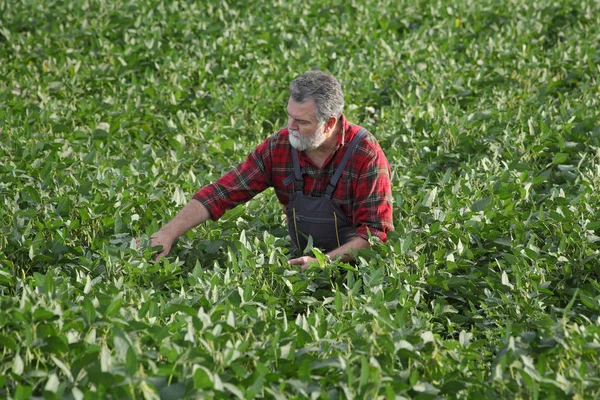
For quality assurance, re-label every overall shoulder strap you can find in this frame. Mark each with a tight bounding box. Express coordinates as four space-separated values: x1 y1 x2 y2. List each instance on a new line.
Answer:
324 127 368 199
291 147 304 193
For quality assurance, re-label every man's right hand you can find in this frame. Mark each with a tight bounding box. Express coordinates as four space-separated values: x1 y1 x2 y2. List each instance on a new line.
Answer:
135 199 212 262
149 231 175 261
136 231 175 261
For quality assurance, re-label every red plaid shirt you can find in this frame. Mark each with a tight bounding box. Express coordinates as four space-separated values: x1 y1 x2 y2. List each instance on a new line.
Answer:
193 115 393 242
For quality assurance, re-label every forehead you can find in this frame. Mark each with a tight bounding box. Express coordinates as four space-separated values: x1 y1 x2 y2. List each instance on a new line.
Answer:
287 98 317 121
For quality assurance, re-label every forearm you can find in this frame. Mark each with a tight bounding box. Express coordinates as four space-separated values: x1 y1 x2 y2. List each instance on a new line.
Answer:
326 236 370 263
157 199 211 239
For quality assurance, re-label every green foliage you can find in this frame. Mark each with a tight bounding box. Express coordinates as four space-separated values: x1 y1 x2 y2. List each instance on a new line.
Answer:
1 0 600 398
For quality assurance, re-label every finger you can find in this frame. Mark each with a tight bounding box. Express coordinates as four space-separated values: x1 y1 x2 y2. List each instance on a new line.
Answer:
287 257 304 265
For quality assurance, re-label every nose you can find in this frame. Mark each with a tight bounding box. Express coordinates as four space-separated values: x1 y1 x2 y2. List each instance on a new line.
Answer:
288 117 298 131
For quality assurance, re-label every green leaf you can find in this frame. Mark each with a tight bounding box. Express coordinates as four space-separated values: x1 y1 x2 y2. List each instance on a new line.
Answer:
140 381 160 400
47 81 63 91
471 197 492 212
459 330 472 348
311 356 346 370
44 373 60 393
400 234 413 254
223 383 245 400
580 294 598 310
105 298 123 317
335 289 343 313
93 129 109 140
44 272 56 295
553 153 568 164
125 346 138 376
448 277 467 288
33 308 56 321
412 381 440 395
359 356 369 389
159 383 186 400
586 221 600 230
564 289 579 316
164 303 197 317
441 380 466 394
0 335 17 351
421 187 438 208
311 248 327 267
194 366 213 389
292 280 308 295
13 352 24 375
15 385 33 400
56 196 72 217
100 346 112 373
42 336 69 354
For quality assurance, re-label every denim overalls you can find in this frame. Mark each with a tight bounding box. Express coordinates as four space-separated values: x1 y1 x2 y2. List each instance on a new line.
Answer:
286 128 367 255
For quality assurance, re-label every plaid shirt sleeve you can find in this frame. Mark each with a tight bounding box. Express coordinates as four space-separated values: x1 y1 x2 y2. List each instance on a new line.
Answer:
352 135 394 243
192 137 273 220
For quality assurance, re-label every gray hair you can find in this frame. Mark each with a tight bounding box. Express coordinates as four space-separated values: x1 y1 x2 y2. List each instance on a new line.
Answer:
289 70 344 123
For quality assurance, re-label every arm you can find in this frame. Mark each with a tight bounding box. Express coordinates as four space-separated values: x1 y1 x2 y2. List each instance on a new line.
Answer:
145 199 211 260
287 236 370 271
351 138 394 244
326 236 370 262
142 135 276 260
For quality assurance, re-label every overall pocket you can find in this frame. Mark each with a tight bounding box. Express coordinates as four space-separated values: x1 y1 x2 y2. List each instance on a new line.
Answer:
295 215 335 224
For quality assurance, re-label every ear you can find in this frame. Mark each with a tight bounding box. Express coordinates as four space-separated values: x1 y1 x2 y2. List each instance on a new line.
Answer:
326 116 337 131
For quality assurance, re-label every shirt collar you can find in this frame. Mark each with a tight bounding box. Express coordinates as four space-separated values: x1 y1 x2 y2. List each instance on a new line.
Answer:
335 114 350 150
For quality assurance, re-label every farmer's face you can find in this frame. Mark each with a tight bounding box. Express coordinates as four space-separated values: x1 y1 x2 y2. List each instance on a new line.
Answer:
286 98 327 151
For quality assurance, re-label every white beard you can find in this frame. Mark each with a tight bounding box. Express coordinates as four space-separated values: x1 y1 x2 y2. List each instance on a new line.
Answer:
288 123 326 151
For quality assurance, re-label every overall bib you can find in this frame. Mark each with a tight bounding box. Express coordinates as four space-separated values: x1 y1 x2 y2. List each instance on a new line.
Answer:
286 128 368 255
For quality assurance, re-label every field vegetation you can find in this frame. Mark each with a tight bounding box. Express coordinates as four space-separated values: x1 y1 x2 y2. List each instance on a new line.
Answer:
1 0 600 398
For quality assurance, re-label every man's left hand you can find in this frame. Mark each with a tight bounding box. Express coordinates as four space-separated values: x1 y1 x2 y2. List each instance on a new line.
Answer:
287 256 317 272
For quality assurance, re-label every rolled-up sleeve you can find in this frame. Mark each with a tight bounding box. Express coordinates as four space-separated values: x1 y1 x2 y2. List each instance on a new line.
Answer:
193 138 272 220
352 143 394 242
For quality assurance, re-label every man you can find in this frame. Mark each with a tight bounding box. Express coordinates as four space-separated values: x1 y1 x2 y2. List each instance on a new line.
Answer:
146 71 393 270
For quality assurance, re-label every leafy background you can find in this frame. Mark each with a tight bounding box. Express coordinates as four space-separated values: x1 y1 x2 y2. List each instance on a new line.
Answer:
1 0 600 398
